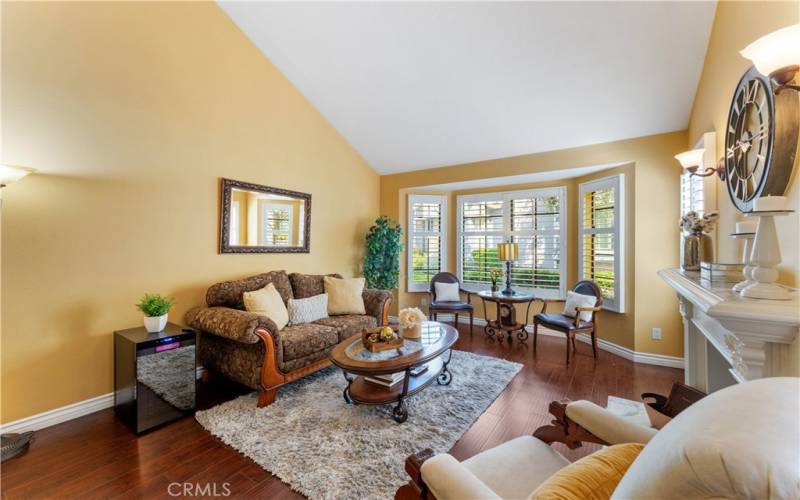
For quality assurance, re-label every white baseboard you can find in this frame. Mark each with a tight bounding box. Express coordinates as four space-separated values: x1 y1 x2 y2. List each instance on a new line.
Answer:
0 392 114 434
1 366 209 434
393 314 684 369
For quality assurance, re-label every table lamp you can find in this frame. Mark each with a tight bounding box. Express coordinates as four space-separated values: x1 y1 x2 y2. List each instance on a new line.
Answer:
497 242 518 295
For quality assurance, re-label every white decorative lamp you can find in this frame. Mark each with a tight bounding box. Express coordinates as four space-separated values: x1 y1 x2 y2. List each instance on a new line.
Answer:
675 148 726 179
740 23 800 93
0 164 35 188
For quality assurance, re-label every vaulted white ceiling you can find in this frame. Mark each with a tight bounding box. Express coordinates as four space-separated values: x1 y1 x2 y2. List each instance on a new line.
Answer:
220 1 716 174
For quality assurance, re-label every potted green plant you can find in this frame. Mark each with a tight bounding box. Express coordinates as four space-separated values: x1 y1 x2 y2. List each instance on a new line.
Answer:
489 268 503 293
364 216 403 290
136 293 175 333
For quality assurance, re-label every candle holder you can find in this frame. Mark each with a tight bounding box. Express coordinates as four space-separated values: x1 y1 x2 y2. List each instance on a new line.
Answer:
730 232 756 292
740 210 794 300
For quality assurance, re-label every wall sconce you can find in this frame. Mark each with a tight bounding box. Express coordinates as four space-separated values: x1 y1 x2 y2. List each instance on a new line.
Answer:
675 149 726 180
740 23 800 94
0 164 35 188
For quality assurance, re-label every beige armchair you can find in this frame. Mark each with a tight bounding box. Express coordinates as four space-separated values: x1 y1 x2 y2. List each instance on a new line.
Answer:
397 377 799 500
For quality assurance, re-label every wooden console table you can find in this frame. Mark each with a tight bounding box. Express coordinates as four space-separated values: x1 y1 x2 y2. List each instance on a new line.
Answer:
659 268 799 393
477 290 538 342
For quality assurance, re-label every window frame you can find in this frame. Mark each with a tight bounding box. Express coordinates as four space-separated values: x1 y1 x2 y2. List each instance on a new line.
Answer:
261 203 294 246
578 174 625 313
456 186 567 300
407 194 448 292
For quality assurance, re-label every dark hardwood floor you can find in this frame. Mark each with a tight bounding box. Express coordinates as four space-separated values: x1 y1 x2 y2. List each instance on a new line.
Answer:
1 325 682 499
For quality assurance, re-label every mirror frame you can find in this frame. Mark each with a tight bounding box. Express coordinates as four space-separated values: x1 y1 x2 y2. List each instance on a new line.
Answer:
219 177 311 254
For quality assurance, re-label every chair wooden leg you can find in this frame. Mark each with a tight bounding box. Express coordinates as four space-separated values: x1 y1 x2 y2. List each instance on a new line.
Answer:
454 313 459 328
591 330 598 359
571 335 577 353
469 312 474 336
433 313 438 322
533 322 538 353
565 334 571 364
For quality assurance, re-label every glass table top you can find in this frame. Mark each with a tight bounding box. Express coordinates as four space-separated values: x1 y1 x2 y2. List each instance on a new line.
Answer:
343 321 447 363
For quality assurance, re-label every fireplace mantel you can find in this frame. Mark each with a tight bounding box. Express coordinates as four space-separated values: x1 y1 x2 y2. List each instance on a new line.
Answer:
659 268 799 392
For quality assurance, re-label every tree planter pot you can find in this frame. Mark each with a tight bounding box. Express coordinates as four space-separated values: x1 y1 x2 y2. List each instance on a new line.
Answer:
144 314 168 333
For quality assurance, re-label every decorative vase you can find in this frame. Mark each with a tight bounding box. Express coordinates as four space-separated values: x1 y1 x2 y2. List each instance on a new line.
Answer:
681 233 713 271
402 323 422 339
491 284 499 293
144 313 168 333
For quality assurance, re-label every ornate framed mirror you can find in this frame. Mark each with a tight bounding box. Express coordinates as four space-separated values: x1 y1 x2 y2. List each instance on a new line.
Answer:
219 178 311 253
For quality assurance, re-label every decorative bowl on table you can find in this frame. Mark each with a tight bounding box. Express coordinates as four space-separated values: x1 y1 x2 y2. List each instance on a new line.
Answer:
362 326 404 352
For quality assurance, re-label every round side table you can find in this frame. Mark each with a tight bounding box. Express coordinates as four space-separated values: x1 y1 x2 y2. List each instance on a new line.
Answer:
477 290 538 342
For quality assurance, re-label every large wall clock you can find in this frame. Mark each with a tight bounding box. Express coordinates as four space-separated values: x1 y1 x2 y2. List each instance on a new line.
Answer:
724 66 799 212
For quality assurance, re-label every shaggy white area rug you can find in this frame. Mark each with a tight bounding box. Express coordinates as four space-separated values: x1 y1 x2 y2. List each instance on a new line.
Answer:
196 349 521 500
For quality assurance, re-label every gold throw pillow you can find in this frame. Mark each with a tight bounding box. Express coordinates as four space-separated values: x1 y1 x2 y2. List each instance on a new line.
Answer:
324 276 366 315
243 283 289 330
528 443 644 500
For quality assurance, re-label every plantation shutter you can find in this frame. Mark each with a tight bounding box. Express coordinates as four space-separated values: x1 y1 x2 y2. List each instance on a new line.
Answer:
407 194 447 292
579 175 625 312
457 187 566 299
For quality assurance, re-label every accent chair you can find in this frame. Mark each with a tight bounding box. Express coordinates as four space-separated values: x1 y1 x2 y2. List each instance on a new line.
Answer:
397 377 799 500
533 280 603 364
427 272 473 335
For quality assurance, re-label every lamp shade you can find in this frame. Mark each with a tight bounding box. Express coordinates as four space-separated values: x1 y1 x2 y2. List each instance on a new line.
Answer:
0 164 35 187
740 24 800 78
497 242 518 262
674 149 705 169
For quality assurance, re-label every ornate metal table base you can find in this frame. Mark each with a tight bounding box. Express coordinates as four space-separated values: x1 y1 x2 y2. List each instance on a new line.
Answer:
340 349 454 424
478 292 538 343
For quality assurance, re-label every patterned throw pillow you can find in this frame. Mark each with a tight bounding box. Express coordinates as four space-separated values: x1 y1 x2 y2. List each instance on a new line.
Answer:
287 293 329 325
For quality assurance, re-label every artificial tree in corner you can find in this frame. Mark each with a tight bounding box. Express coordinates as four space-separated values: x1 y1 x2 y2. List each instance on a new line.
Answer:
364 216 403 290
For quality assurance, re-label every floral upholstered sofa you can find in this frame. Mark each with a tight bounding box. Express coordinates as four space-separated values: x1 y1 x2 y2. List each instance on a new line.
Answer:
185 271 392 407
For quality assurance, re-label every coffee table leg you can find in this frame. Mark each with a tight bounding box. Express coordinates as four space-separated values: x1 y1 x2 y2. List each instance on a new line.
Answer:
342 371 354 404
437 349 453 386
393 368 411 423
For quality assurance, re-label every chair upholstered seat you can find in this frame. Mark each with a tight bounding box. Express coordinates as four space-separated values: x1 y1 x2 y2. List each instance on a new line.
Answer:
430 301 474 311
421 436 569 499
534 313 592 331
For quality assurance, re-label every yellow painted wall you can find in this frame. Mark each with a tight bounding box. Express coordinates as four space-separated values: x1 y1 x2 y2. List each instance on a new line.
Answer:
382 132 687 356
0 1 379 423
687 0 800 374
688 0 800 286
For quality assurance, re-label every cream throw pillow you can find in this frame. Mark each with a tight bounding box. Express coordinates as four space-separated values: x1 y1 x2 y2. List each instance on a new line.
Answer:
243 283 289 330
434 282 461 302
324 276 366 315
563 290 597 322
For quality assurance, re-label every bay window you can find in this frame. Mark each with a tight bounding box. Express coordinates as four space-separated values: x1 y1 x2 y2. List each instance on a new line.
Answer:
456 187 567 299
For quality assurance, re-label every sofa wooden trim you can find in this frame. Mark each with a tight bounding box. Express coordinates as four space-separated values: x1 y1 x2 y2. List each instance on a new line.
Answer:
395 398 608 500
253 297 392 407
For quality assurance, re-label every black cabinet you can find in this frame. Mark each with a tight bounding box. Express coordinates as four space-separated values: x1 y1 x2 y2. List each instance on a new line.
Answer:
114 323 196 434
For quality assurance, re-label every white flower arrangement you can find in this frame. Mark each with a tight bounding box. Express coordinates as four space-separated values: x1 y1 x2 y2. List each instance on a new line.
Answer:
398 307 426 328
680 210 719 235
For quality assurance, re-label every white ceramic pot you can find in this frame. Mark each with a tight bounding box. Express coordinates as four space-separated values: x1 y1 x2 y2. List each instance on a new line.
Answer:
144 313 168 333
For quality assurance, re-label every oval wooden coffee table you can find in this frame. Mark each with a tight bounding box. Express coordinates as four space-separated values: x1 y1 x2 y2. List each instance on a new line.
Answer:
330 321 458 423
